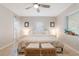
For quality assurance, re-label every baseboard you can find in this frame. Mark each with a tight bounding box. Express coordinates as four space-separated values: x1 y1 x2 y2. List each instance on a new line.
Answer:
63 43 79 55
0 41 15 50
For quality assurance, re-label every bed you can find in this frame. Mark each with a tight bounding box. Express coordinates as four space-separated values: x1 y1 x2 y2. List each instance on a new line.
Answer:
25 43 56 56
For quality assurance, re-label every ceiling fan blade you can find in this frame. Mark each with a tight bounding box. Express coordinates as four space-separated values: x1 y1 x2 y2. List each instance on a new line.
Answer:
39 4 50 8
37 8 40 13
25 6 33 9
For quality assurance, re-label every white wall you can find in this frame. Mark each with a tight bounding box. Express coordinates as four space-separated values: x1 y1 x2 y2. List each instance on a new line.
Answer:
18 17 57 42
0 5 17 55
57 4 79 52
20 17 56 31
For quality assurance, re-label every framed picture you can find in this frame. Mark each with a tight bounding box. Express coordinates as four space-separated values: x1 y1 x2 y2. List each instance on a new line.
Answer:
24 22 29 27
50 22 55 27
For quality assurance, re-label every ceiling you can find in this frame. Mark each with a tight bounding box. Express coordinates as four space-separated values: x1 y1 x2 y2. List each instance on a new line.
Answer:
1 3 72 16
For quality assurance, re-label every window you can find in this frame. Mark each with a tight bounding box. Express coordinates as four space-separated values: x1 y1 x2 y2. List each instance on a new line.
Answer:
66 11 79 35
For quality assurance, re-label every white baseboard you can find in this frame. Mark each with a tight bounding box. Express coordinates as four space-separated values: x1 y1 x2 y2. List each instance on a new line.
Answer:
0 41 15 50
63 43 79 55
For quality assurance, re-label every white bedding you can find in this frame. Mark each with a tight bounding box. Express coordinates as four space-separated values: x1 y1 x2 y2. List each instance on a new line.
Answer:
41 43 55 48
23 35 56 42
26 43 39 48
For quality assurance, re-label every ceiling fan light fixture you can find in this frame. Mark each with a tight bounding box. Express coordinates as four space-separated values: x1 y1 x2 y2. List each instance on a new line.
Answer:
34 4 39 9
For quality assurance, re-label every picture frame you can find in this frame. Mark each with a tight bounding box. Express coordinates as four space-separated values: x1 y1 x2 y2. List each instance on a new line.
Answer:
50 22 55 27
24 22 29 27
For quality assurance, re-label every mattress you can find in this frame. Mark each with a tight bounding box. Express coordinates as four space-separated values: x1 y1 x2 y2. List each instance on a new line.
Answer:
41 43 55 48
26 43 39 48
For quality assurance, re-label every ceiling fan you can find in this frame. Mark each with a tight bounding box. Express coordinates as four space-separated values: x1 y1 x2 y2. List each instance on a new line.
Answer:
25 3 50 13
